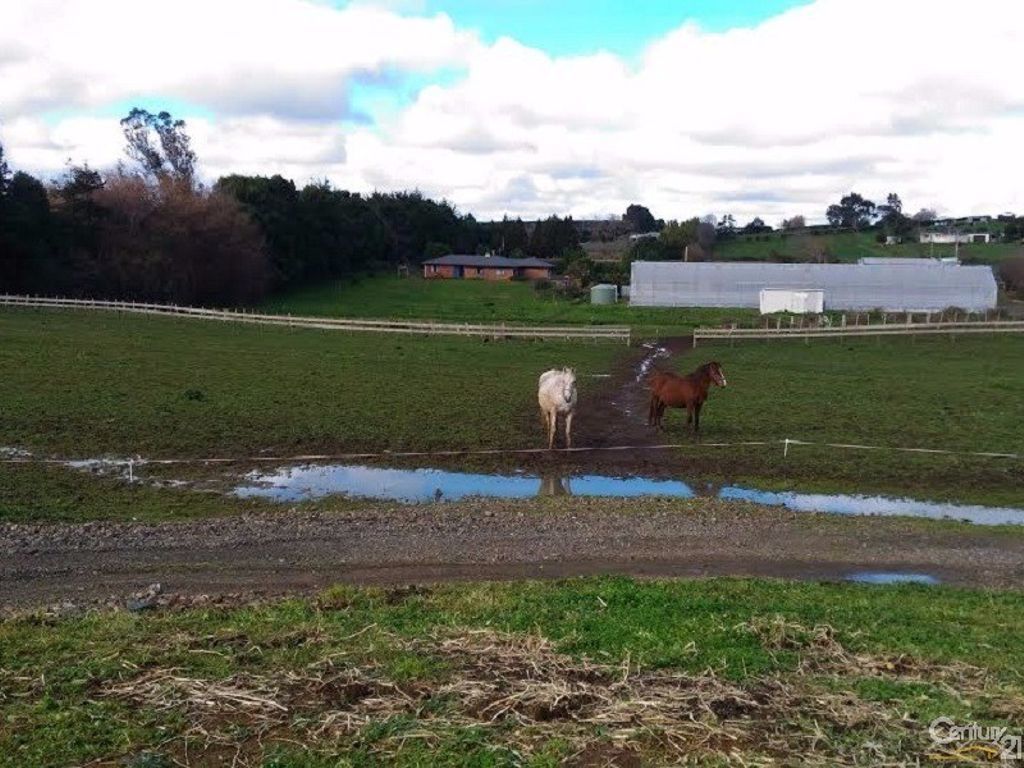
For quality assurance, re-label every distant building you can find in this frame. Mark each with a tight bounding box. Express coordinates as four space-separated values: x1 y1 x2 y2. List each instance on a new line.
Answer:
884 235 902 245
422 255 555 281
629 260 997 312
920 232 991 244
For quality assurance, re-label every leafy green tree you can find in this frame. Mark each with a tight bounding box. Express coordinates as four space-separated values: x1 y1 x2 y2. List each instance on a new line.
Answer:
627 236 674 262
826 193 877 229
423 241 451 260
0 171 55 292
623 204 657 233
742 217 772 234
490 216 530 255
660 218 699 256
52 163 106 293
1001 217 1023 242
528 215 579 259
216 174 302 284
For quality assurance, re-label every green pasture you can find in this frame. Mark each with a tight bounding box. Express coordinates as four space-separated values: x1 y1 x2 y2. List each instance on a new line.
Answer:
0 308 617 458
2 577 1021 767
1 308 1022 515
261 275 755 334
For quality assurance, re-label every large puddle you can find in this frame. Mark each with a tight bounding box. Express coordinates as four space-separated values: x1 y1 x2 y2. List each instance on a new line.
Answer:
234 463 1024 526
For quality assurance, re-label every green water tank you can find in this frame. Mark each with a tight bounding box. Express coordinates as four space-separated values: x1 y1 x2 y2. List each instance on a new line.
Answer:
590 283 618 305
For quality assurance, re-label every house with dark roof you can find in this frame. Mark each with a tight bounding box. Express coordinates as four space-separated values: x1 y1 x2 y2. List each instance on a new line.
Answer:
422 254 555 281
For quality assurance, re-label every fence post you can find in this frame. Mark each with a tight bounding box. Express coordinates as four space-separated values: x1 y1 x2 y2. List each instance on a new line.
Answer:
782 438 790 458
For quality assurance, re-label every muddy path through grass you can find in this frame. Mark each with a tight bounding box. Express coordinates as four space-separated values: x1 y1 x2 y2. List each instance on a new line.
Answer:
566 334 700 475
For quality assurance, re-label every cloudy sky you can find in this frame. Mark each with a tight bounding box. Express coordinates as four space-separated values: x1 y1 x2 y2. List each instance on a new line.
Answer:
2 0 1022 224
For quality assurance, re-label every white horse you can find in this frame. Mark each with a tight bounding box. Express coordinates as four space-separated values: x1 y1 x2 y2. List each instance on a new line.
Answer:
538 368 577 449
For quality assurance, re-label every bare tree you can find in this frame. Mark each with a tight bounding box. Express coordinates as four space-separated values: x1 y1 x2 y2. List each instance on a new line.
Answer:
781 215 806 230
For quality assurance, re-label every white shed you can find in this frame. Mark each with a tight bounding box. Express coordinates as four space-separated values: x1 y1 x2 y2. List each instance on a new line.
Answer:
759 289 824 314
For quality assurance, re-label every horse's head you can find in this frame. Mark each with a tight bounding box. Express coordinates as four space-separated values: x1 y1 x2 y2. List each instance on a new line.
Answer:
562 368 577 401
707 361 727 387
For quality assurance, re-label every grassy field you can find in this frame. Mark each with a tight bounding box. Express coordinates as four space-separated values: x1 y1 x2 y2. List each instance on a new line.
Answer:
675 328 1010 504
681 335 1024 504
0 308 619 458
716 230 1020 265
1 308 1022 516
262 276 757 333
3 577 1022 766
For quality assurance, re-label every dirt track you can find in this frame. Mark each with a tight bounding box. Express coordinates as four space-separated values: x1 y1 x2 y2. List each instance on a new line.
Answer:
3 498 1023 609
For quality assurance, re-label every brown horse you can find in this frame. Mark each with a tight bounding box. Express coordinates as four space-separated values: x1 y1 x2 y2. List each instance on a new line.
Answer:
648 362 727 434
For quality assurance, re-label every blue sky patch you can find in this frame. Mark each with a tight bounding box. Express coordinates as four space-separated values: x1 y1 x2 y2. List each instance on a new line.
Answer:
376 0 810 56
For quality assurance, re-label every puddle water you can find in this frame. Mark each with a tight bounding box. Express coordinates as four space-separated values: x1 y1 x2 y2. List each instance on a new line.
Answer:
636 343 670 382
235 465 698 504
233 463 1024 526
845 572 940 585
717 486 1024 526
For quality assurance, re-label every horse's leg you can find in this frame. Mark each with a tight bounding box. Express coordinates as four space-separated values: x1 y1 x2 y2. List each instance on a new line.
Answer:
565 410 574 448
548 409 557 449
650 394 663 427
656 399 667 429
694 402 703 439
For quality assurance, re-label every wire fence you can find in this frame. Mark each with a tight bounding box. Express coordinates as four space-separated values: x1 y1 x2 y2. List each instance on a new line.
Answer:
2 438 1020 483
0 295 632 344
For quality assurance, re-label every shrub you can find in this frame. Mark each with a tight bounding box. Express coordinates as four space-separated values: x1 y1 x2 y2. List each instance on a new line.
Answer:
998 255 1024 296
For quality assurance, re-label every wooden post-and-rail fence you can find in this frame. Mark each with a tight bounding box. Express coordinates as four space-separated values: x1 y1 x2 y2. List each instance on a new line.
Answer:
694 317 1024 345
0 294 632 344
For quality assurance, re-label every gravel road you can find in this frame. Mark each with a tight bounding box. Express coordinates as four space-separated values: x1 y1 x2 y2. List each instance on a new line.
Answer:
3 497 1021 609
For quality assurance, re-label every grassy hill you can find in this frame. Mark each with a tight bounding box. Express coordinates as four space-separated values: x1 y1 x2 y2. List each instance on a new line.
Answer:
716 230 1018 264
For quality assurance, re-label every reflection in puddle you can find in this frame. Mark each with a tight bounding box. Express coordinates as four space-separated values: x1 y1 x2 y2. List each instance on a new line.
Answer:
718 486 1024 526
235 465 697 504
233 463 1024 526
845 572 940 585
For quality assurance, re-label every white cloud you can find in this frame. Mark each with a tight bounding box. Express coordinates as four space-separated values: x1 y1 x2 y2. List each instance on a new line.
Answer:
2 0 1022 223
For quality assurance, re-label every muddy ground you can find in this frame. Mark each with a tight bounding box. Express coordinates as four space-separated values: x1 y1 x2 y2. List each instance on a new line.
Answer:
3 497 1023 609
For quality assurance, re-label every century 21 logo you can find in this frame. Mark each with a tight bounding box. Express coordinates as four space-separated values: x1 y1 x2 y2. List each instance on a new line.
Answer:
929 717 1023 761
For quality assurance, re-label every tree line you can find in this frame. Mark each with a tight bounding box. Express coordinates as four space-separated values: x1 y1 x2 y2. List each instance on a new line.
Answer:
3 110 1021 304
0 109 587 305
